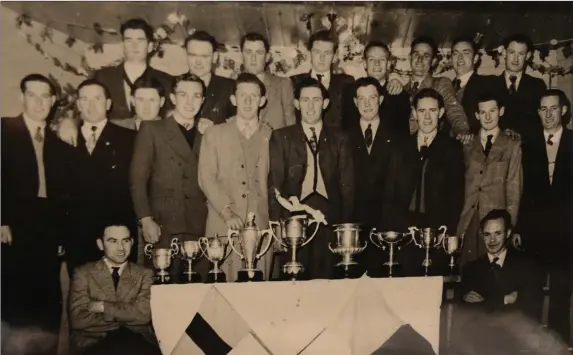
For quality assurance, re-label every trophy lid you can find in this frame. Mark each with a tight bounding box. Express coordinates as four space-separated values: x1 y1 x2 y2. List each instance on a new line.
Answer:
333 222 362 231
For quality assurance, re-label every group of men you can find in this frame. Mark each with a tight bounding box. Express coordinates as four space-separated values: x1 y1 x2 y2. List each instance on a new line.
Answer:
1 17 572 354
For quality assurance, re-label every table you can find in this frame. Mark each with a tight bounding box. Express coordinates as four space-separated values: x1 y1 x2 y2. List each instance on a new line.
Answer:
151 276 443 355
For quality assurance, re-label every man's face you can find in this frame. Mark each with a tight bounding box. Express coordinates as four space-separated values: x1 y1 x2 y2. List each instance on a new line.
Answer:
476 100 504 131
170 81 205 120
186 40 215 78
481 218 509 255
410 43 435 77
414 97 444 134
365 46 390 81
122 29 152 63
231 82 266 120
452 41 476 76
505 41 530 73
354 84 382 121
21 81 56 122
538 95 565 131
97 226 132 265
77 85 111 124
132 88 164 121
295 87 329 125
310 40 335 74
242 40 268 75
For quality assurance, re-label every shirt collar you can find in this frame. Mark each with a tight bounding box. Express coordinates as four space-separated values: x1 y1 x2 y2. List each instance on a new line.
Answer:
480 126 500 145
172 111 195 128
457 70 474 88
103 257 127 276
301 120 323 139
487 248 508 267
504 71 523 89
360 117 380 134
22 113 47 133
81 119 108 137
417 129 437 150
544 126 563 143
236 116 259 132
311 70 331 83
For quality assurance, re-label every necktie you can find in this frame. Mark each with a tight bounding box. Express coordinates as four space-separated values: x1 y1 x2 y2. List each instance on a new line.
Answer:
111 267 120 290
309 126 318 153
411 81 420 93
184 122 194 131
316 74 324 84
452 78 461 91
509 75 517 95
547 134 554 146
484 134 494 157
86 126 97 154
365 124 373 148
34 126 43 143
490 257 501 271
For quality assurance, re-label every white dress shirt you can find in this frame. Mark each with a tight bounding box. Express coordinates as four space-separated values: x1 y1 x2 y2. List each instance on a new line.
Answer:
81 119 108 143
311 70 331 89
22 114 47 138
417 130 437 151
360 117 380 153
457 70 474 89
544 126 563 184
103 257 127 276
480 127 500 150
487 248 508 268
504 71 523 91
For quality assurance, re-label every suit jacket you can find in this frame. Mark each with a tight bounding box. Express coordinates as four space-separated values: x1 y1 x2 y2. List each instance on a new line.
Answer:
69 259 156 352
199 74 236 125
93 64 174 119
260 74 296 129
457 134 523 236
460 248 544 320
130 116 207 245
268 123 354 223
456 73 496 134
381 132 465 232
492 72 547 143
348 123 394 226
291 72 355 129
407 74 470 136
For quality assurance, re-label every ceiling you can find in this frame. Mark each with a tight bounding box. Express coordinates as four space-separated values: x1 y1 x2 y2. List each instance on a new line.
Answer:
3 1 573 49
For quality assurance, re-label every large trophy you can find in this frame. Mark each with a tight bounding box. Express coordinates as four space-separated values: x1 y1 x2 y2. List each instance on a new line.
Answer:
443 234 464 277
199 234 231 283
369 229 412 277
328 223 367 279
228 212 274 282
144 238 180 284
410 226 448 276
178 240 203 283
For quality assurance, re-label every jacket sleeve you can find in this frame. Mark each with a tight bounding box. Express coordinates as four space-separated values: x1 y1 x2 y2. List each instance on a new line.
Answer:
281 78 296 127
102 268 153 325
436 78 470 136
506 142 523 228
446 141 466 233
69 267 114 331
129 123 154 220
268 131 286 221
338 132 355 222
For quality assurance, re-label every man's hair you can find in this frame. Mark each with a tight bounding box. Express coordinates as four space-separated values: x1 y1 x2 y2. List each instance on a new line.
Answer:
410 36 439 58
172 73 206 95
240 32 270 52
479 209 512 235
98 220 132 240
307 29 338 53
132 75 165 98
294 77 329 100
540 89 572 125
184 30 218 52
20 73 56 96
451 36 479 54
503 33 534 54
120 18 154 42
234 73 266 97
354 76 384 97
475 91 504 112
412 88 444 110
363 40 391 59
77 78 111 100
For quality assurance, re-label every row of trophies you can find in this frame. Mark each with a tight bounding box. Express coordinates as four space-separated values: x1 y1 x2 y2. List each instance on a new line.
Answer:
144 212 464 284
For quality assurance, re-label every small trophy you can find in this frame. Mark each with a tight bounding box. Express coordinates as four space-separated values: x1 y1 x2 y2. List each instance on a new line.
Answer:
410 226 448 276
369 229 412 277
270 215 320 280
178 240 203 283
144 238 180 284
443 234 464 277
328 223 367 279
199 234 231 283
228 212 274 282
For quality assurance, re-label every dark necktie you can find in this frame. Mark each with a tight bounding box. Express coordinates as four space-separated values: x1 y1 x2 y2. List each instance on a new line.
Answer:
508 75 517 95
316 74 323 84
452 78 461 91
365 124 373 148
111 267 120 290
34 126 44 143
547 134 554 146
309 126 318 153
419 145 429 160
484 134 493 157
411 81 420 93
86 126 98 154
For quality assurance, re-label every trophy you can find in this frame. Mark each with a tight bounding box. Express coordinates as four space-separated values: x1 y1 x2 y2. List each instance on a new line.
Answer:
199 234 231 283
228 213 274 282
410 226 448 276
178 240 203 283
270 215 320 280
369 229 413 277
144 238 180 284
328 223 367 279
443 234 464 276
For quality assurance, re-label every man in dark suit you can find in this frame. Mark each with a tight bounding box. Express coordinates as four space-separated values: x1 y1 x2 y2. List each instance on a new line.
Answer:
519 89 572 344
381 88 465 276
269 77 354 280
69 223 160 355
185 30 235 126
492 34 547 143
66 79 136 275
1 74 74 355
290 29 354 129
130 73 208 279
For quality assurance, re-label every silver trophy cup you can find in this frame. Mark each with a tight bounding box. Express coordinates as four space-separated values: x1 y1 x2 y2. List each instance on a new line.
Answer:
443 234 465 276
410 226 448 276
199 234 231 283
144 238 180 284
178 240 203 283
329 223 367 277
369 229 412 277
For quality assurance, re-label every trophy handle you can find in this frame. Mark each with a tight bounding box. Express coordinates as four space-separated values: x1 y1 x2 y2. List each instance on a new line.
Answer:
199 237 213 262
256 229 274 260
408 226 421 248
170 237 180 257
437 225 448 246
301 218 320 247
368 229 384 249
144 243 153 258
459 233 465 251
228 231 244 260
268 220 287 247
327 242 336 253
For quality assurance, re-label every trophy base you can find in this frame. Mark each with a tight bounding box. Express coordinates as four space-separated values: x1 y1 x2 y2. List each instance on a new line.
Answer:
154 273 173 285
281 262 308 281
236 270 264 282
333 263 363 279
181 272 202 284
367 263 404 278
205 271 226 283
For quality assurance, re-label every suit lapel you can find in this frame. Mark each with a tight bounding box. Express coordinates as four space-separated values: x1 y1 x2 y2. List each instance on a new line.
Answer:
92 260 116 300
317 127 331 179
486 134 509 164
13 115 38 170
162 116 193 162
91 122 113 158
292 123 308 168
259 74 272 120
552 129 571 187
116 263 137 301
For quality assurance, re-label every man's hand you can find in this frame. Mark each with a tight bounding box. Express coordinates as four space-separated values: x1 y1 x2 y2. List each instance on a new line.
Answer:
140 217 161 244
88 301 104 313
463 291 484 303
456 133 474 145
386 79 404 95
503 128 520 141
57 117 78 147
197 118 214 135
1 226 12 245
504 291 518 305
222 208 244 231
511 234 522 250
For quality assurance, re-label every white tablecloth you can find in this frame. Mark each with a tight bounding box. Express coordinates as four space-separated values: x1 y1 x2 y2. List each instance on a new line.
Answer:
151 276 443 355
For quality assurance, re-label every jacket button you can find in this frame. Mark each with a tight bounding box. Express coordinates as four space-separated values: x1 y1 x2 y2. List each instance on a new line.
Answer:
241 164 245 168
242 181 246 185
242 194 246 198
479 170 483 174
478 187 482 192
471 204 475 209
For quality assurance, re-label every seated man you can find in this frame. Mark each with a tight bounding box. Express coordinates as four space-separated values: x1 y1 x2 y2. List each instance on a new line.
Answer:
69 222 160 355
